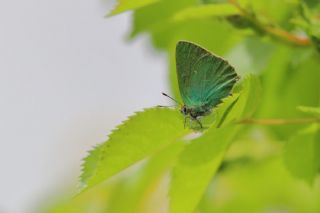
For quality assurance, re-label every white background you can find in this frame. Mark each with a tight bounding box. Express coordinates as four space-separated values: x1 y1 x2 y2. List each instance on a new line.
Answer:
0 1 168 212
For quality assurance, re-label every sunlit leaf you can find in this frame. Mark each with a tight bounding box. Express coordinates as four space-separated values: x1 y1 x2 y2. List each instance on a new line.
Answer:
258 44 320 138
105 142 184 213
80 108 189 190
130 0 197 38
173 4 239 22
109 0 161 16
169 125 240 213
284 124 320 184
199 156 320 212
214 93 240 128
238 74 262 118
297 106 320 116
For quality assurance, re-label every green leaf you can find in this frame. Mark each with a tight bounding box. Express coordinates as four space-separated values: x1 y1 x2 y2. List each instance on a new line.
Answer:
284 124 320 184
109 0 161 16
258 44 320 138
169 125 240 213
173 4 239 22
297 106 320 116
80 143 104 186
226 38 275 76
47 143 184 213
215 74 261 127
80 108 189 190
238 74 262 118
199 156 320 213
214 93 240 128
291 3 320 51
106 142 184 213
130 0 197 38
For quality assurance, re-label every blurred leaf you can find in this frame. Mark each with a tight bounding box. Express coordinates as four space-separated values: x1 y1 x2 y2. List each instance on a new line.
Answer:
80 108 189 190
169 125 240 213
173 4 239 22
199 156 320 213
46 143 184 213
201 0 228 3
226 38 275 75
245 0 299 25
297 105 320 116
109 0 161 16
292 3 320 51
258 44 320 138
303 0 320 7
105 142 184 213
130 0 197 38
284 124 320 184
233 74 261 119
311 36 320 52
259 45 292 117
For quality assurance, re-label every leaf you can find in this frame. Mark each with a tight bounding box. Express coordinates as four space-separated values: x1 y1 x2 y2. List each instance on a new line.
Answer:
130 0 197 38
283 124 320 184
108 0 161 16
245 0 297 24
169 74 259 213
199 156 320 212
238 74 262 118
173 4 240 22
80 143 104 187
215 74 261 127
169 125 240 213
106 142 184 213
214 93 240 128
297 106 320 116
47 143 184 213
293 3 320 52
258 45 320 138
80 108 189 190
226 38 275 75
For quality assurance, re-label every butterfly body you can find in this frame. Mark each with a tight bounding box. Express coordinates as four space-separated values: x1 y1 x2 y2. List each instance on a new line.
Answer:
180 105 211 118
176 41 239 127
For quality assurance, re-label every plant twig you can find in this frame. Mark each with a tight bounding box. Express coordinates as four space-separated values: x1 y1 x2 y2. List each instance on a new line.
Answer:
238 117 320 125
264 25 311 46
228 0 311 46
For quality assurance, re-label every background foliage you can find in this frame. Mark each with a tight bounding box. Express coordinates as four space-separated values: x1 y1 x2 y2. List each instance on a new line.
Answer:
46 0 320 212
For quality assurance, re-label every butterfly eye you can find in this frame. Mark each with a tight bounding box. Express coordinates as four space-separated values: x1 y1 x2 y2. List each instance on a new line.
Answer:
181 106 187 115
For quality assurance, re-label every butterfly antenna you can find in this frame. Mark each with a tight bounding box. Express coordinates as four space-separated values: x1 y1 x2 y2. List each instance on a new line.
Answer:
161 92 182 105
157 105 176 108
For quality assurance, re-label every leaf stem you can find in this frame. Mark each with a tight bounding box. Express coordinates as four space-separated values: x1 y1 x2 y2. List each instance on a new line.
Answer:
237 117 320 125
228 0 311 46
263 25 311 46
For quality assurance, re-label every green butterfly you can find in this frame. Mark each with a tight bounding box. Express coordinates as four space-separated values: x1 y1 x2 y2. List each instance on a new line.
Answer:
163 41 240 128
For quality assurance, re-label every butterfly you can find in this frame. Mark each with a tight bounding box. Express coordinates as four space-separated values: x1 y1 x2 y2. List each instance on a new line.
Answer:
162 41 240 128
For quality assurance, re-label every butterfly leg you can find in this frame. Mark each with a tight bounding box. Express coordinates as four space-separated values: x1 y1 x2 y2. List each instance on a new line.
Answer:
184 116 188 128
195 118 203 128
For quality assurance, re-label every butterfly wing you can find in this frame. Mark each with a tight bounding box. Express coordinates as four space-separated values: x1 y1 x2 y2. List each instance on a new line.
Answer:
176 41 239 109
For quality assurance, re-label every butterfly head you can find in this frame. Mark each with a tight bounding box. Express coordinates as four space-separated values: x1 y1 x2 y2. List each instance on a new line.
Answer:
180 105 189 115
